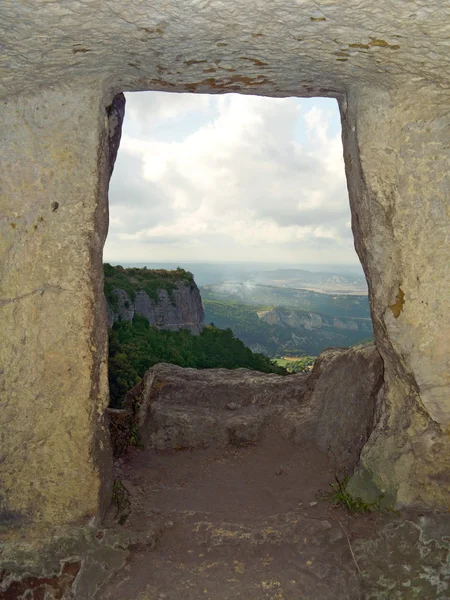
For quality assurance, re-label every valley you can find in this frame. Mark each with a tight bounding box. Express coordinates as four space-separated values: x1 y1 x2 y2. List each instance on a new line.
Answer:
105 263 374 406
202 277 372 358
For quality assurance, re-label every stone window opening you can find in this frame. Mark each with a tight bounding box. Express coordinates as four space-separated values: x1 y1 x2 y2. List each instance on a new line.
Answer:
103 90 376 414
97 91 391 597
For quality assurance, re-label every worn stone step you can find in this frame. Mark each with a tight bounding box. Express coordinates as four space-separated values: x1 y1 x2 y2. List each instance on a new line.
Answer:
148 403 281 449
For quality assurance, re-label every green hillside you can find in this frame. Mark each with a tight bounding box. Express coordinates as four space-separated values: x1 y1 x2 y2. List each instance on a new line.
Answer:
108 315 286 407
201 283 370 318
274 356 316 373
204 300 291 355
204 299 373 357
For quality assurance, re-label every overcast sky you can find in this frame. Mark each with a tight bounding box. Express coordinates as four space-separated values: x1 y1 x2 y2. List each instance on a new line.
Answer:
104 91 358 265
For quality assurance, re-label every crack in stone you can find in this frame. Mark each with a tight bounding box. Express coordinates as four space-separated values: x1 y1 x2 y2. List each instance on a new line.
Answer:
0 284 71 307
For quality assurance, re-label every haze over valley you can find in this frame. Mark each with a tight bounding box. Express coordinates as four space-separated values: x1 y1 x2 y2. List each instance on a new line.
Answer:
107 261 372 360
116 261 367 292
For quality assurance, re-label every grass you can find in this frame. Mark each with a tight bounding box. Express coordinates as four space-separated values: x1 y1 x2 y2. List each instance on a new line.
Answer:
273 356 316 373
129 424 142 448
319 475 385 514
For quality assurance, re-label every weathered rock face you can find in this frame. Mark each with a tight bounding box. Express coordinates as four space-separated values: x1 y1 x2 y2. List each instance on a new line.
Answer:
303 345 384 471
125 363 309 450
0 525 146 600
107 93 126 177
1 0 450 560
0 86 114 530
258 307 372 334
107 282 204 334
341 87 450 508
121 344 383 475
1 1 450 99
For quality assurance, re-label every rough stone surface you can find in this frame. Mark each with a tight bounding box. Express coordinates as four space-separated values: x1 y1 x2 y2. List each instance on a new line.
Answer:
107 93 126 177
341 87 450 508
99 440 362 600
1 0 450 565
0 86 114 529
107 281 204 334
0 524 158 600
284 344 384 471
125 362 309 450
1 1 450 99
98 441 450 600
123 345 382 473
354 513 450 598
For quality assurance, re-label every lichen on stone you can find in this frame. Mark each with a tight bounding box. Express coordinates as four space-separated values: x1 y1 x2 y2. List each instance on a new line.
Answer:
390 286 405 318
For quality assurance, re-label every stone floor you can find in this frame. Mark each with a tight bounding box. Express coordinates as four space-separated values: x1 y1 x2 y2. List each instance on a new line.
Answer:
95 432 450 600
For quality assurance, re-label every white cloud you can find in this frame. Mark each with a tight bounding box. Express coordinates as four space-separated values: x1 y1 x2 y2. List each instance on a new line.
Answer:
105 92 356 265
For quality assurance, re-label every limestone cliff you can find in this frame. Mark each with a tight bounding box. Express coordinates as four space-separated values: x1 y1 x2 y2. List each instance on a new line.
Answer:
104 264 204 334
257 307 372 334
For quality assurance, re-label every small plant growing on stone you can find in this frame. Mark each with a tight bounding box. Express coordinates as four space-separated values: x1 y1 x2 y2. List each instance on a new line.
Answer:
319 475 384 514
129 424 141 447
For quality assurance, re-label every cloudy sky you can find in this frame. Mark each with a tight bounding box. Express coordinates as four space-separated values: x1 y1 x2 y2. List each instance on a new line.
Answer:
104 91 358 265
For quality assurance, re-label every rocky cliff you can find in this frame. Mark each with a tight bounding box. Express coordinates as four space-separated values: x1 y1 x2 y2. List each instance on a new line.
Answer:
105 264 204 334
203 299 373 357
257 307 372 334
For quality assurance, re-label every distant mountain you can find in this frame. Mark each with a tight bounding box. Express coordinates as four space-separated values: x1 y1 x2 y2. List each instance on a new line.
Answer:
246 268 367 295
201 283 370 319
203 299 373 357
113 262 366 289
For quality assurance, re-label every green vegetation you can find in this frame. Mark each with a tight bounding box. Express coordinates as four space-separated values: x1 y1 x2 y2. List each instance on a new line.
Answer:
352 337 374 346
104 263 195 306
108 315 286 407
274 356 316 372
204 299 291 355
204 299 373 357
319 475 385 514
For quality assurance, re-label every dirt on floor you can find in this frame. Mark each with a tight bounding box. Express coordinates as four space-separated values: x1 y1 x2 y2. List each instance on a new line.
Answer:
96 430 444 600
94 357 449 599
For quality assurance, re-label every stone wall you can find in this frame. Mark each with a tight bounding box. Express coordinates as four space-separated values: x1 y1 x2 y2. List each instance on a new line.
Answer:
0 0 449 546
120 345 383 469
341 86 450 506
0 86 114 528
